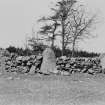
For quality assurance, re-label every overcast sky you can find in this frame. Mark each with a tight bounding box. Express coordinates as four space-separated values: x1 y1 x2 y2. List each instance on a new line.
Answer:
0 0 105 53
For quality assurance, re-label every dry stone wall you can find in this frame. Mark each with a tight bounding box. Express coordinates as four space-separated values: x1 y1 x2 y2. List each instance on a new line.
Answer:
99 53 105 73
0 49 103 75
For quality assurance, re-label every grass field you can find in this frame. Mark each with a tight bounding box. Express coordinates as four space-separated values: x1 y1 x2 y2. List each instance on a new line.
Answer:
0 72 104 105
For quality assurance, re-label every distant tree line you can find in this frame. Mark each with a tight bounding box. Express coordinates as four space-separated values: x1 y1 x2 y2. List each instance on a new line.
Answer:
53 47 99 57
6 45 99 57
6 46 32 56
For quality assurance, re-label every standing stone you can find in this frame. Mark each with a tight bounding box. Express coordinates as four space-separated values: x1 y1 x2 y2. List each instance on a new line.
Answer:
40 48 58 74
29 65 36 74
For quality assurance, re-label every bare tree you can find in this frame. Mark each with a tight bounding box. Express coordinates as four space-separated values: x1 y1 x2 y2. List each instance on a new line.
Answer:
27 25 45 53
66 8 97 57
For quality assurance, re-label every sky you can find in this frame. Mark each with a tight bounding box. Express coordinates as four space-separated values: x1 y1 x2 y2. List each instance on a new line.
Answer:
0 0 105 53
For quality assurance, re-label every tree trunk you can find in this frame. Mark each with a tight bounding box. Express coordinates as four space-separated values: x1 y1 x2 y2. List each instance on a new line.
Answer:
71 40 75 57
61 20 65 56
51 38 54 49
51 23 57 49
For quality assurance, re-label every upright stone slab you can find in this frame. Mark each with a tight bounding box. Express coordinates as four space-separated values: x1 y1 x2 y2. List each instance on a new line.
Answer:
40 48 58 74
29 65 36 74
